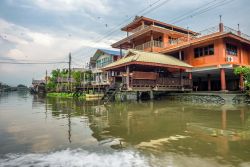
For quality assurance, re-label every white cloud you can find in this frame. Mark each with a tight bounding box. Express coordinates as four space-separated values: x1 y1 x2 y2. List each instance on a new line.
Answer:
0 18 113 85
32 0 111 14
28 32 55 47
7 49 24 59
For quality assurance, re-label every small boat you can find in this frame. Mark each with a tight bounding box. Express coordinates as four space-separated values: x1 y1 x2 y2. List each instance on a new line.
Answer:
85 94 104 101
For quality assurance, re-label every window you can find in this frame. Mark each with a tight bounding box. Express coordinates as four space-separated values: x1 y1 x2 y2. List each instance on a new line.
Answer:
226 43 237 56
194 44 214 58
208 45 214 55
204 46 209 55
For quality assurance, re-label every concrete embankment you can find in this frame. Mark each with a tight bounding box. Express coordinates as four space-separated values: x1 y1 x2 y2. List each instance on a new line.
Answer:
164 92 250 105
114 91 250 105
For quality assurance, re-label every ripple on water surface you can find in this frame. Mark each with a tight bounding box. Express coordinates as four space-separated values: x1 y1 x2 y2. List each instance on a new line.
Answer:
1 149 250 167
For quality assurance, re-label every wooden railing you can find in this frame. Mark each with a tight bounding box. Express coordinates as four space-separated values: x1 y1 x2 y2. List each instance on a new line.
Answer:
129 77 192 90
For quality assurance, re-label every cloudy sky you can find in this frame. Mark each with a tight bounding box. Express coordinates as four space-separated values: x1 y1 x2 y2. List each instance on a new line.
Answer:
0 0 250 86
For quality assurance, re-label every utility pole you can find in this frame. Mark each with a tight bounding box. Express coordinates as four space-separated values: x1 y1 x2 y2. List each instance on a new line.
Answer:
68 53 72 92
45 70 48 85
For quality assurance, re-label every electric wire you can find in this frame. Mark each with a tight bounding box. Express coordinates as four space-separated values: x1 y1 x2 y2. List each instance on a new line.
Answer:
170 0 235 24
70 0 235 61
70 0 171 59
0 61 68 64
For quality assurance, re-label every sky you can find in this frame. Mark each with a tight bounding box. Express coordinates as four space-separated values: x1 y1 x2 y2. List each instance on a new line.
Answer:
0 0 250 86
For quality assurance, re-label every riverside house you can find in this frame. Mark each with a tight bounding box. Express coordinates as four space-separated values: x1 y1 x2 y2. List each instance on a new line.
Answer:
107 16 250 91
90 49 123 86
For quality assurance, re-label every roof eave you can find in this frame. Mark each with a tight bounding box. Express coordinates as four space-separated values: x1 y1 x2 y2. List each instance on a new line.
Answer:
102 61 192 72
121 16 198 35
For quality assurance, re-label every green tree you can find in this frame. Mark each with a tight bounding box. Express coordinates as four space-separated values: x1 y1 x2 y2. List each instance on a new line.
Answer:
46 69 61 92
72 71 81 86
234 66 250 93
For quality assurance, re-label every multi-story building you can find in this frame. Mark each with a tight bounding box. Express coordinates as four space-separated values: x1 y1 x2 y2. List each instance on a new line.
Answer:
90 49 122 85
109 16 250 91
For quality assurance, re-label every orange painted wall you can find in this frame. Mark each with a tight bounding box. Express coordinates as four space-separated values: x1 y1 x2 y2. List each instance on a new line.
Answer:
177 38 250 67
242 45 250 65
179 39 223 67
132 30 250 67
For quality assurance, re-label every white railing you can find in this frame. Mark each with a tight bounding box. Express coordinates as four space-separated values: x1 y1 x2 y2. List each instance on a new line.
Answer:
130 25 149 34
224 26 250 41
134 40 163 50
168 25 250 47
194 26 219 38
224 26 239 36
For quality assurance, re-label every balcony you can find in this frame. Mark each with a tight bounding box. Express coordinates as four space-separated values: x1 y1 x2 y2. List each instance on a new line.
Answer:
130 24 149 34
134 40 163 50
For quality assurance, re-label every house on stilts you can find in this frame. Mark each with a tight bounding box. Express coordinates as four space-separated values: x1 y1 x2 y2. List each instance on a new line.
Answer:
85 15 250 101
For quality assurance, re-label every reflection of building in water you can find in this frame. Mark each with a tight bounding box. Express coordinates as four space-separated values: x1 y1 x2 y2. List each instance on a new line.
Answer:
32 94 46 108
88 102 250 159
89 102 192 146
44 97 250 160
186 107 250 158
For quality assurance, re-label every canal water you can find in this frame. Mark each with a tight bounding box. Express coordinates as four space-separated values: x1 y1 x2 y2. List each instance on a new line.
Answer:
0 92 250 167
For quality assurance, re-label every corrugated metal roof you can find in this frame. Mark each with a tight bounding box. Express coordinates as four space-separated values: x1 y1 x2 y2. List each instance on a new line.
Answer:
99 49 122 56
90 49 125 62
102 49 192 70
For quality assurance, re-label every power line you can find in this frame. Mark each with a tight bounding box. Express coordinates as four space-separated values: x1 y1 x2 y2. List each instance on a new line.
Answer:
0 61 68 64
0 59 67 62
25 0 234 67
168 0 219 23
70 0 171 59
170 0 235 24
70 0 234 62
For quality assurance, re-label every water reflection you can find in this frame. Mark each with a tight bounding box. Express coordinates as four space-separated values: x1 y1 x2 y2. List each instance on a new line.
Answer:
0 93 250 166
44 96 250 162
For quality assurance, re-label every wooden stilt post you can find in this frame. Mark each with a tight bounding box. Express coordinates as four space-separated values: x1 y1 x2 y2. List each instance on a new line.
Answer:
126 66 130 90
150 31 153 52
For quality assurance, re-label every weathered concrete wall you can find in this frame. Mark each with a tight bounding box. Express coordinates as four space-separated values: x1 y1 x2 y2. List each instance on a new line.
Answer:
165 93 250 105
232 94 250 104
115 92 138 102
114 91 250 105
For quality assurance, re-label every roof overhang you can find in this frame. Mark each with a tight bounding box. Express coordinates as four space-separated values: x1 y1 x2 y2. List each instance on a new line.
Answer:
121 16 198 35
102 61 191 71
101 50 192 71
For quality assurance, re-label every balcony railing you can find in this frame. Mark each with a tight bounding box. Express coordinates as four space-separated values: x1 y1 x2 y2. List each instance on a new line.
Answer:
224 26 250 41
129 77 192 89
134 40 163 50
167 25 250 47
130 25 149 34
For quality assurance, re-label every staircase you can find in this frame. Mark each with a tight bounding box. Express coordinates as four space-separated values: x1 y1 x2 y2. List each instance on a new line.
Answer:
102 83 121 103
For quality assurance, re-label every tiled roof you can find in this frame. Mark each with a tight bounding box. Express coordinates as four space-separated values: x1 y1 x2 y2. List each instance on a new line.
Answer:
102 49 192 70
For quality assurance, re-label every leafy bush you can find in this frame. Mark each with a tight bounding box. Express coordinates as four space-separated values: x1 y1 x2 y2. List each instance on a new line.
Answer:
234 66 250 95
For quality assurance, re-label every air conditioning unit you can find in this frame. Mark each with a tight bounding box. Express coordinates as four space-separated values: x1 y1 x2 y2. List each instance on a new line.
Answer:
226 56 233 62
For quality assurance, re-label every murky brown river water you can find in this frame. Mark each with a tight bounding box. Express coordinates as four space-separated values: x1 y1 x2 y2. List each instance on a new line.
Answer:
0 91 250 167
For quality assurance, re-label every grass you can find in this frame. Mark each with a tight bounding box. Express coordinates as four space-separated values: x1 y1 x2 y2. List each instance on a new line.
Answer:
47 92 86 99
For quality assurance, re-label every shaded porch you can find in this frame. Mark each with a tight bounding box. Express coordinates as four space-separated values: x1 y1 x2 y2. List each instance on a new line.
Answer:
102 53 193 92
190 65 243 91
